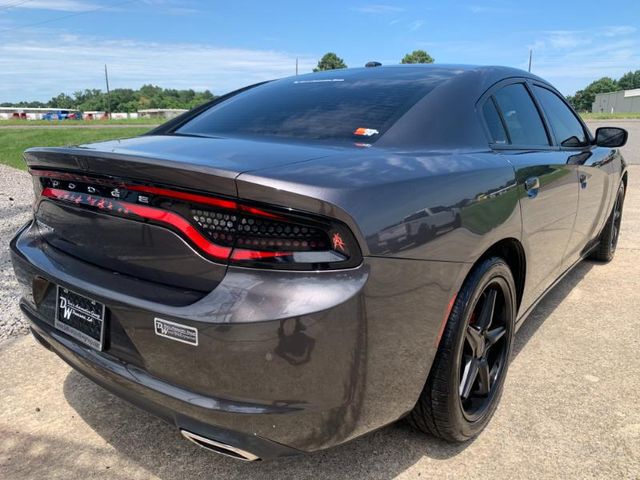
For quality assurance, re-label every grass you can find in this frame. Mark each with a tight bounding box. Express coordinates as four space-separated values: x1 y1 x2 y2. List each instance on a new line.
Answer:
0 118 163 126
0 127 151 170
580 112 640 120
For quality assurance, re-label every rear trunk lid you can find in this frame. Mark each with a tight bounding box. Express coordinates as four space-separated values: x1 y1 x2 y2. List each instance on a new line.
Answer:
25 135 337 297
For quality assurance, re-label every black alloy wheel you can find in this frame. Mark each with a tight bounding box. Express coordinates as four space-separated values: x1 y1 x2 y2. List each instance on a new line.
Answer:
408 257 516 442
590 181 625 262
610 186 624 252
458 280 510 421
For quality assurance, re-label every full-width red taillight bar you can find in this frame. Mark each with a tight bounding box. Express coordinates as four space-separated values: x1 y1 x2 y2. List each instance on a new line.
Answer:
41 187 233 259
30 169 284 220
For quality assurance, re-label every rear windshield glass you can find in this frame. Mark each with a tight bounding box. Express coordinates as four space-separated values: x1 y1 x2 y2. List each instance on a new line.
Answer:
177 68 453 144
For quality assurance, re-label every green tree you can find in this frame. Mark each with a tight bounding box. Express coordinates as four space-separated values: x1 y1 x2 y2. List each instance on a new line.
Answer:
5 85 216 112
401 49 434 64
569 77 618 112
617 70 640 90
313 52 347 72
48 92 75 109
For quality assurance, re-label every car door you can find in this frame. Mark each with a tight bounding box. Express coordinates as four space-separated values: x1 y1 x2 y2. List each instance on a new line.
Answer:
480 81 579 310
530 84 615 263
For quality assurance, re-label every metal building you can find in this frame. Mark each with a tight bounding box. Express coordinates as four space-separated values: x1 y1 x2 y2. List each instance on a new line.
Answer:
592 88 640 113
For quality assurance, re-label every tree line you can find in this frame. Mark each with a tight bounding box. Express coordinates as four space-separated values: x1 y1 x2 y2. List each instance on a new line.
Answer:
5 50 636 115
2 50 435 111
1 85 216 112
566 70 640 112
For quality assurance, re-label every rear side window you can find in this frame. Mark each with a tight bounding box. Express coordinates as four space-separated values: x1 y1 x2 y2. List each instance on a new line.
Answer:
533 85 588 147
482 99 508 144
493 83 549 147
177 69 455 144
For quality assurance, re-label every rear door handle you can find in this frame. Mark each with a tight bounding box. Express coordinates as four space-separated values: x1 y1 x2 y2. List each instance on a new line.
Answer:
524 177 540 198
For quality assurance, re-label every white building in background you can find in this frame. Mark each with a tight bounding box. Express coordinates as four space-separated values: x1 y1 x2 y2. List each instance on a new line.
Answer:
0 106 181 120
0 107 80 120
82 111 139 120
592 88 640 113
138 108 187 119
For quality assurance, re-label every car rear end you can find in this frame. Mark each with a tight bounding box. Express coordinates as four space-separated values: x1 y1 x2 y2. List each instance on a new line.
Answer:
10 67 471 459
9 140 379 459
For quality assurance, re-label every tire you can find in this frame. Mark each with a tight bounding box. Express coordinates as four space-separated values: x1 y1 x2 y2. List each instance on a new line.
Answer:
589 182 625 262
408 257 517 442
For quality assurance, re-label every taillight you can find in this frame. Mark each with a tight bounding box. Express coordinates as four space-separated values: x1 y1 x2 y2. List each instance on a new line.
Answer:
32 170 361 270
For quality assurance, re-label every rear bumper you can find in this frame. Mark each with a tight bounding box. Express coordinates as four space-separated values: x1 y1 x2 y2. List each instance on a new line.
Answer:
10 220 468 457
25 315 298 459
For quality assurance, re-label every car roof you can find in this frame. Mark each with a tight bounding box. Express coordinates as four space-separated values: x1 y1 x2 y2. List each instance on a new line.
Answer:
287 63 548 93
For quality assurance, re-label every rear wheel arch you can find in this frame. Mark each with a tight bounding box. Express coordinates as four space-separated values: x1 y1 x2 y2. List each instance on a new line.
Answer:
437 237 526 349
472 238 526 312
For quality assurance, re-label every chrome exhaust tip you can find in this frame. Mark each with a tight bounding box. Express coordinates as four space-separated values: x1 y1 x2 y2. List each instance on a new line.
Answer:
180 430 260 461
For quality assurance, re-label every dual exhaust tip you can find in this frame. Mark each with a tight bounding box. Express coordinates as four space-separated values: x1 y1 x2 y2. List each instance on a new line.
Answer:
180 430 260 461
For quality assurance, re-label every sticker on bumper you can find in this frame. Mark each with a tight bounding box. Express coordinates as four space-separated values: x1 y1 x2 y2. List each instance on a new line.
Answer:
154 318 198 346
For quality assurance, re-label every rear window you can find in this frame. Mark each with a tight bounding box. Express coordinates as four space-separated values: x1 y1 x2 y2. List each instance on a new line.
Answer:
482 98 508 144
177 68 454 144
493 83 549 147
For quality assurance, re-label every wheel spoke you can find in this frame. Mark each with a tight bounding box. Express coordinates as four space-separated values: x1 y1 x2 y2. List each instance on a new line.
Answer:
485 326 506 346
459 356 479 400
477 359 491 396
477 288 497 331
489 361 500 383
465 325 484 357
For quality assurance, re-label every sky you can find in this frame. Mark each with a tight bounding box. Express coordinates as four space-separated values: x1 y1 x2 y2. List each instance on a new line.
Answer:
0 0 639 102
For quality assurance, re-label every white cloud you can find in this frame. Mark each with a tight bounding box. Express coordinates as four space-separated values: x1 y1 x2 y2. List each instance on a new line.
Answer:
7 0 99 12
546 30 588 49
408 19 423 31
0 34 317 102
468 5 500 13
467 3 523 15
600 25 637 37
420 27 640 96
525 30 640 94
351 4 405 14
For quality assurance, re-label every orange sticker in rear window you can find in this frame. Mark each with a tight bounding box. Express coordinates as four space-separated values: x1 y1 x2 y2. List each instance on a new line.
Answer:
353 128 379 137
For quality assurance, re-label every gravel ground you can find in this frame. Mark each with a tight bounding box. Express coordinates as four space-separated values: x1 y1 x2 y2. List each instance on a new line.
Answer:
0 165 31 341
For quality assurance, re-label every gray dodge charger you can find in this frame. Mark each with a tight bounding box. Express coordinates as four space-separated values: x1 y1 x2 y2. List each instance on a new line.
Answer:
10 64 628 460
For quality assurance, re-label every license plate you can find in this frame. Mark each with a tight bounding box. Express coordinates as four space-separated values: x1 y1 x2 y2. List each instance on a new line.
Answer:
55 286 106 351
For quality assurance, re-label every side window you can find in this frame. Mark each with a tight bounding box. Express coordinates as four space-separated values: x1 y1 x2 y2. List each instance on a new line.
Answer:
533 85 588 147
493 83 549 146
482 98 508 144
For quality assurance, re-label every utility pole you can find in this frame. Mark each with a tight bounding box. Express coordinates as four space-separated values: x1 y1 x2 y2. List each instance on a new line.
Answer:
295 57 299 75
104 64 112 119
528 49 532 73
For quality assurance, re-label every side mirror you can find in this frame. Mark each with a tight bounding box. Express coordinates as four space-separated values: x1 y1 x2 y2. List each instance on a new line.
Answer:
595 127 628 148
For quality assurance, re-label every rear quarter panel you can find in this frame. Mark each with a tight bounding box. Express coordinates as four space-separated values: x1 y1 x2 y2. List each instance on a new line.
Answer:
236 149 521 263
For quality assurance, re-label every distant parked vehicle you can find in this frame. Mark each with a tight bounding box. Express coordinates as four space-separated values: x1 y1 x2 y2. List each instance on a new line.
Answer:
42 110 82 121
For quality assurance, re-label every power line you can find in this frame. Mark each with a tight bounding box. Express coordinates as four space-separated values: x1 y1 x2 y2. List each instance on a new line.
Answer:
0 0 138 33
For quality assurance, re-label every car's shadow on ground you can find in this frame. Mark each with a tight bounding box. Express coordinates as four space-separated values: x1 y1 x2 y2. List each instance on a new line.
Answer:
61 260 596 479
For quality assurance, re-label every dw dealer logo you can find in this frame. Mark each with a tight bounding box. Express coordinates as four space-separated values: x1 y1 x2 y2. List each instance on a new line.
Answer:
154 318 199 346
